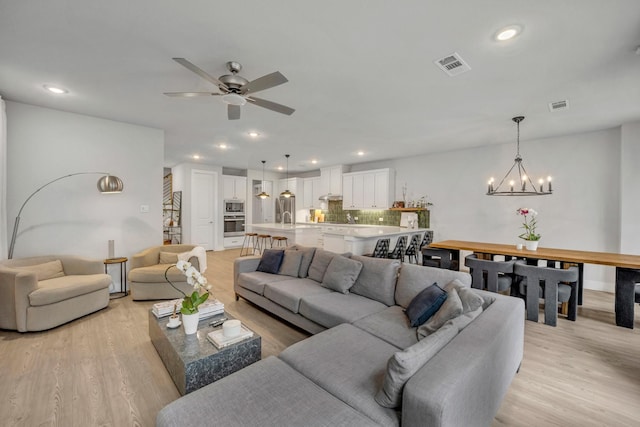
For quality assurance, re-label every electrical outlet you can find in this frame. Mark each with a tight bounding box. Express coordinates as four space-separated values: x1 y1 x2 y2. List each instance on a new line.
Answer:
379 217 384 222
140 205 149 213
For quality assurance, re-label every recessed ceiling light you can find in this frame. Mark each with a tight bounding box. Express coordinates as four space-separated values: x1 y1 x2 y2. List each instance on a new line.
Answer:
495 25 522 41
219 143 227 149
248 131 259 138
277 166 284 171
357 151 365 156
311 159 318 164
192 154 201 159
43 84 68 94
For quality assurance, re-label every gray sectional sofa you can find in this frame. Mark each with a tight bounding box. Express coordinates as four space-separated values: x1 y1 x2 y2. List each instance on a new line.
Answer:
157 246 524 427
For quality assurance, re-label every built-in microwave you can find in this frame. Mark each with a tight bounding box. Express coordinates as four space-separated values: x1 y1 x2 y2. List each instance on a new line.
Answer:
224 199 245 214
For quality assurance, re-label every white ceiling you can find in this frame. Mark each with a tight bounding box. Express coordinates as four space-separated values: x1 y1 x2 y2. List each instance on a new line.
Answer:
1 1 639 173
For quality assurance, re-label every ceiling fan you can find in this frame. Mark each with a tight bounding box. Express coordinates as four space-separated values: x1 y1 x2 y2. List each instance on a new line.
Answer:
164 58 295 120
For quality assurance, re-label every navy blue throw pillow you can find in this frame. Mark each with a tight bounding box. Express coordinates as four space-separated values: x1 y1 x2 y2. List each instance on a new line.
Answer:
257 249 284 274
405 283 448 327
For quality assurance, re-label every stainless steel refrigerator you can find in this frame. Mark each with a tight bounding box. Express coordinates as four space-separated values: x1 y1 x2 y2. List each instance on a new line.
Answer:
275 195 295 224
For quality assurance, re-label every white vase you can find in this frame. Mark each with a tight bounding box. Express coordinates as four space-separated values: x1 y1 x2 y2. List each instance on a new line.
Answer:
525 240 539 251
182 312 200 335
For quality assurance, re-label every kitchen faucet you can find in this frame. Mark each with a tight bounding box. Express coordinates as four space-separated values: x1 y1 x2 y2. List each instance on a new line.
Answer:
282 211 292 225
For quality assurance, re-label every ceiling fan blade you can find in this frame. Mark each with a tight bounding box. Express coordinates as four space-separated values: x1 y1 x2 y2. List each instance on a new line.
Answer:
163 92 221 97
172 58 228 90
228 104 241 120
247 97 295 116
241 71 288 95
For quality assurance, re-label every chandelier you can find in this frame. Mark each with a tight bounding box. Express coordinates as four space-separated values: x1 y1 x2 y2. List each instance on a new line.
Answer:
487 116 553 196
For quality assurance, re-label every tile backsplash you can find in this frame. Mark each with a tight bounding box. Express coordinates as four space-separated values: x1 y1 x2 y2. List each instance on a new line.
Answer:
310 201 430 228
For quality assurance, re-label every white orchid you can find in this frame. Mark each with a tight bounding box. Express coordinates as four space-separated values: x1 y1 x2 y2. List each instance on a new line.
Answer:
164 260 210 315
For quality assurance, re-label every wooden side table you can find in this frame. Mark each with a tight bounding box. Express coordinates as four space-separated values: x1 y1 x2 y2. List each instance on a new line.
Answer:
105 257 128 299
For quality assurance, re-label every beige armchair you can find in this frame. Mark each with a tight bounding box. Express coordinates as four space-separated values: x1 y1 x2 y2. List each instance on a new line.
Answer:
0 255 111 332
128 244 201 300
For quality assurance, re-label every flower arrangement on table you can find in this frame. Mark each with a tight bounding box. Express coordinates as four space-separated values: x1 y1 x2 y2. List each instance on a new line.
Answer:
516 207 540 241
164 259 211 314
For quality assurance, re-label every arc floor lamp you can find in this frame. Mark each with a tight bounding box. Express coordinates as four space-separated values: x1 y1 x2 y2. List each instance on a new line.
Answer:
8 172 124 259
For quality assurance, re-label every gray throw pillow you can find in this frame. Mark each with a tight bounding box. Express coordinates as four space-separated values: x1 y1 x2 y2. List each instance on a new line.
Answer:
321 256 363 294
256 249 284 274
278 250 304 277
307 249 336 283
417 288 463 338
292 245 317 278
404 284 447 327
375 322 459 408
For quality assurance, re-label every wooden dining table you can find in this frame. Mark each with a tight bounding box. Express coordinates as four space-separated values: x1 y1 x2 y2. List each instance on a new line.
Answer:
426 240 640 328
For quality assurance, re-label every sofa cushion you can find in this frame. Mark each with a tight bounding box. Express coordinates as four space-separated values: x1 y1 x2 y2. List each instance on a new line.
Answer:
159 251 179 264
236 271 291 296
375 321 459 409
263 278 333 313
395 263 471 308
299 292 386 329
350 256 400 306
444 279 486 312
156 356 381 427
307 248 336 283
257 249 284 274
279 324 401 427
278 250 303 278
128 264 187 283
353 305 418 349
405 283 447 327
14 260 65 281
29 274 111 306
418 288 463 336
321 256 363 294
290 245 317 278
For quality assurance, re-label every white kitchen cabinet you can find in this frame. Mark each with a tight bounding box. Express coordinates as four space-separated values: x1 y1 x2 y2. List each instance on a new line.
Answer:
302 177 322 209
223 176 247 200
342 168 394 210
223 236 244 248
320 165 348 197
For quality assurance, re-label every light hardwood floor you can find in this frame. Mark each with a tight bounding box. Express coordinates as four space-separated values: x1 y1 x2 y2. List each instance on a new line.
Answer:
1 249 639 426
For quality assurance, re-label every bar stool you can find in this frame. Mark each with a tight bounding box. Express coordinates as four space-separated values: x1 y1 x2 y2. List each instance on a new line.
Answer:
364 238 390 258
514 260 579 326
272 236 288 247
240 233 258 256
388 235 407 261
255 234 272 254
403 234 422 264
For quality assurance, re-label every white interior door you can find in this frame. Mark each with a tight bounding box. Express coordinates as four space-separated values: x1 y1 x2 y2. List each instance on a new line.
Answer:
191 170 217 250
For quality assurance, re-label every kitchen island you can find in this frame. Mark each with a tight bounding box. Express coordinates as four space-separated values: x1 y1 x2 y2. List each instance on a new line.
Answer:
248 223 430 255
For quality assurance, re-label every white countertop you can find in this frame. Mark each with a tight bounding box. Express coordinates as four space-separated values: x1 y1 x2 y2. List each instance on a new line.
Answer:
249 223 429 239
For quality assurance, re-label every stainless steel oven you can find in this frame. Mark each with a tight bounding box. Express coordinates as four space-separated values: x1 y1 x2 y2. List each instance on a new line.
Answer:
224 199 245 214
224 214 245 237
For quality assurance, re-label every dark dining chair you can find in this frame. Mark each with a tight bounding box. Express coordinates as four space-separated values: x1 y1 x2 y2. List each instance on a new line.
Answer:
464 254 515 294
514 260 579 326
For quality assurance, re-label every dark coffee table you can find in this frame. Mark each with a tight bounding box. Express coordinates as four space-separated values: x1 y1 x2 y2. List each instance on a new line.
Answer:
149 310 261 395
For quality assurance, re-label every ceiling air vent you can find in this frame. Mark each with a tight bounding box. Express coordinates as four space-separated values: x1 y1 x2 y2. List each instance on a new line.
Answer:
434 52 471 77
549 99 569 112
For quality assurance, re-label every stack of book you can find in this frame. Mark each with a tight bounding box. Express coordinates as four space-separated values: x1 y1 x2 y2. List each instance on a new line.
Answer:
207 324 254 349
152 298 224 320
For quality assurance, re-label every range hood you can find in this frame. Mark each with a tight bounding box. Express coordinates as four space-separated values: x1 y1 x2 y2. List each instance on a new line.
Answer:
318 193 342 201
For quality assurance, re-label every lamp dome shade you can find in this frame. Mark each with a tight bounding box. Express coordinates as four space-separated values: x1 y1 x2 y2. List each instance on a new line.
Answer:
97 175 124 193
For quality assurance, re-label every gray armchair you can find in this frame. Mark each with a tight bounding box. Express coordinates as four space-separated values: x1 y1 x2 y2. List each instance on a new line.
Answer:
0 255 111 332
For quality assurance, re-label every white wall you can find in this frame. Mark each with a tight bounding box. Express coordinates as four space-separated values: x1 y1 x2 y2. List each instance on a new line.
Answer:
350 127 625 291
6 101 164 260
620 121 640 254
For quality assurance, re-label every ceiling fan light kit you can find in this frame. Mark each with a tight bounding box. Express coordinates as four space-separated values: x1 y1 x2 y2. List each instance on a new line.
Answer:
164 58 295 120
486 116 553 196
